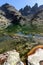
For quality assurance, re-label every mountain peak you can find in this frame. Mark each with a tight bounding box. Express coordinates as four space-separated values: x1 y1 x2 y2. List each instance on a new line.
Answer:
34 3 38 7
2 3 10 7
19 3 39 16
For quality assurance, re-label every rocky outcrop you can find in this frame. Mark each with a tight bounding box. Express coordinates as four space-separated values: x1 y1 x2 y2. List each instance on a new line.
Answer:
19 3 38 16
31 9 43 27
19 5 31 16
19 3 43 23
27 45 43 65
0 3 29 28
0 3 21 27
0 50 24 65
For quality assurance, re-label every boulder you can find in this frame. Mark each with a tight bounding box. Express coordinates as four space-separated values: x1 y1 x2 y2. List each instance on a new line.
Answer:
0 50 24 65
27 45 43 65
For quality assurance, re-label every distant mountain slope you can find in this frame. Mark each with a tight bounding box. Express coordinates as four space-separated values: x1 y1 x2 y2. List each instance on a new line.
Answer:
0 3 29 29
0 3 43 30
19 3 38 17
1 3 21 20
19 3 43 28
19 3 43 19
31 10 43 26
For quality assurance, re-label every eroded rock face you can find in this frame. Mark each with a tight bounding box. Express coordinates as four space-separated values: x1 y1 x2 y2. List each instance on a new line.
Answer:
0 50 24 65
28 48 43 65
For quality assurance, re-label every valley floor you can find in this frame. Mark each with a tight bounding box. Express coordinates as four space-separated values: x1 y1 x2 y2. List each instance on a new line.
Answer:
0 31 43 63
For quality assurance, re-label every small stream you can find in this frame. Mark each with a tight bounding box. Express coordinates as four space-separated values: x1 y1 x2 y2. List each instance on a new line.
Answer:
0 32 43 42
16 32 43 39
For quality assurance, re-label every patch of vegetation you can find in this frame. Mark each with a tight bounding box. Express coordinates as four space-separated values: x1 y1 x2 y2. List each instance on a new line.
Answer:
0 22 43 62
5 23 42 34
0 32 36 62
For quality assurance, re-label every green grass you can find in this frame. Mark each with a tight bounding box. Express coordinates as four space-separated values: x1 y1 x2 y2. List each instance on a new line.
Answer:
4 23 43 35
0 23 43 62
0 32 35 62
0 37 29 61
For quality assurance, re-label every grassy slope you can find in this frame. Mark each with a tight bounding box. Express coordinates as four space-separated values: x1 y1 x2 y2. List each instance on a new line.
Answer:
0 32 34 62
0 23 43 62
5 24 43 34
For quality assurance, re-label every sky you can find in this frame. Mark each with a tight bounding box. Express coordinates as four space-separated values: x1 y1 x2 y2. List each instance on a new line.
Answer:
0 0 43 10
